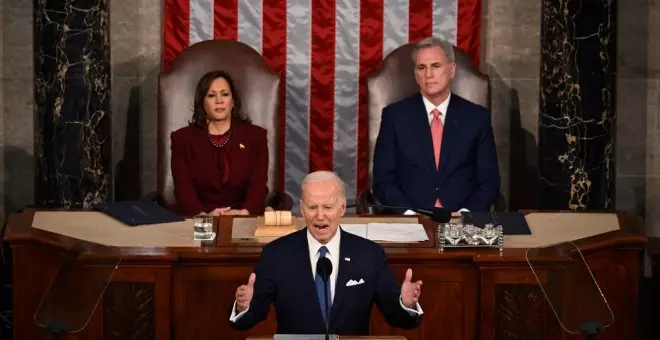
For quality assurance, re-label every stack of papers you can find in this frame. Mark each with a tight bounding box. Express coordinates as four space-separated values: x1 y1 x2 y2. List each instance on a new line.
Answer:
340 224 368 238
341 223 429 242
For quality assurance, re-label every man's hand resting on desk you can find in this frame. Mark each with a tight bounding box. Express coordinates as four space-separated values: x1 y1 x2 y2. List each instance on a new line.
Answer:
235 273 256 312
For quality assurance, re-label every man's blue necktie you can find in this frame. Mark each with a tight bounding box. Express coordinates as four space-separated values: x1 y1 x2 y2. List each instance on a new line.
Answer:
315 246 331 323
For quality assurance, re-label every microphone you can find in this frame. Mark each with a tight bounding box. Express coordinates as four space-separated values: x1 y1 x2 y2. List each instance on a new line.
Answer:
348 202 452 223
316 257 332 340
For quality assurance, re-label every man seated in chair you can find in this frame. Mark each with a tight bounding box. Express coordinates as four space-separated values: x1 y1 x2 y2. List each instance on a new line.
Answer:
372 37 500 214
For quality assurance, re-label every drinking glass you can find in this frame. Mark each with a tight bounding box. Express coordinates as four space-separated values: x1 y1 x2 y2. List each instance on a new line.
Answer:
193 214 214 240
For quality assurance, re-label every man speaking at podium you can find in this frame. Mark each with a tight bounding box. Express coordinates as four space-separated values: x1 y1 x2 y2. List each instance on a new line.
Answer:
229 171 423 335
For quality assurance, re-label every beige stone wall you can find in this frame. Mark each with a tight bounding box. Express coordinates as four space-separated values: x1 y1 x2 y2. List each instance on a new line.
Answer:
616 0 660 237
482 0 541 210
110 0 162 200
1 0 34 223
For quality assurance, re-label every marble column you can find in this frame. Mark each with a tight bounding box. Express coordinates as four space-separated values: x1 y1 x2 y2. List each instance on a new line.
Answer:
539 0 616 210
34 0 111 208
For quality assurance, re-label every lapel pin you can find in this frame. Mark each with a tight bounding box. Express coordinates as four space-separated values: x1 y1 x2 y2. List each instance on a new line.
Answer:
344 257 351 261
239 143 245 149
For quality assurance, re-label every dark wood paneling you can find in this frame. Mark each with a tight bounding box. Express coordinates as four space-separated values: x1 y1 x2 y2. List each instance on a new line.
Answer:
103 283 155 340
173 265 277 340
369 264 477 340
11 244 67 340
584 249 640 340
495 284 547 340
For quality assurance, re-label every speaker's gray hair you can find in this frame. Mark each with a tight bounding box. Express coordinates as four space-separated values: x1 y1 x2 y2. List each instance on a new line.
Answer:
301 171 346 201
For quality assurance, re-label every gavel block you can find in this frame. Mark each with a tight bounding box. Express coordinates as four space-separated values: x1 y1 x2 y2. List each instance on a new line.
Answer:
254 210 297 237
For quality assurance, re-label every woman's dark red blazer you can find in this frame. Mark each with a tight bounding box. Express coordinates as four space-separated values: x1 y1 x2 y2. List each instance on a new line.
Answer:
169 122 268 215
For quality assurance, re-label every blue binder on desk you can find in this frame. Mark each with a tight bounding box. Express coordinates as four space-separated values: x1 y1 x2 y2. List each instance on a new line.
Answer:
95 200 184 226
460 211 532 235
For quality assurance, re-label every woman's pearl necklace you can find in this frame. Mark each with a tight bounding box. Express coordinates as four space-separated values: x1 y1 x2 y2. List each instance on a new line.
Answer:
208 128 232 148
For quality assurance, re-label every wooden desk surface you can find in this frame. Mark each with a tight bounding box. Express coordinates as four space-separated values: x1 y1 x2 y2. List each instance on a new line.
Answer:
8 209 644 258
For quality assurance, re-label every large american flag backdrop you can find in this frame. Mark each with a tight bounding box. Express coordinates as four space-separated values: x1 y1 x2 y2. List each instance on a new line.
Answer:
163 0 482 204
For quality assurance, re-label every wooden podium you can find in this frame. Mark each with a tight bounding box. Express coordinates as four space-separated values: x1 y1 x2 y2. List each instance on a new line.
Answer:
4 210 647 340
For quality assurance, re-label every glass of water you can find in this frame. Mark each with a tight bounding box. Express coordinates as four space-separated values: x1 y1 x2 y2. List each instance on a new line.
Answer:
193 214 214 240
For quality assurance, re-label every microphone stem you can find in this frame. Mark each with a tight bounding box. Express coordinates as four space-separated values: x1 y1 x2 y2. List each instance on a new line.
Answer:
323 278 330 339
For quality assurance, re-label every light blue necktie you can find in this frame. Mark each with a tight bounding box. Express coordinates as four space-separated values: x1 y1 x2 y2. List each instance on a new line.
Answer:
315 246 331 323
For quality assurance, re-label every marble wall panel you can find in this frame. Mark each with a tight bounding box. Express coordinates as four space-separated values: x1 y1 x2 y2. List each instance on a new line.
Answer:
539 0 617 210
34 0 111 208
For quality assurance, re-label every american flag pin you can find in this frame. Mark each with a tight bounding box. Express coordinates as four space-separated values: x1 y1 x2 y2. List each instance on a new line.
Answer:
239 143 245 149
344 257 351 262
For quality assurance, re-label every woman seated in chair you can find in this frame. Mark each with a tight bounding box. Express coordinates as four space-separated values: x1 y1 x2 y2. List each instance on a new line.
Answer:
170 70 268 216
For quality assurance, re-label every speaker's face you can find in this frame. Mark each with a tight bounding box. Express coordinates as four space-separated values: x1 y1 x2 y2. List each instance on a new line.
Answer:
300 179 346 244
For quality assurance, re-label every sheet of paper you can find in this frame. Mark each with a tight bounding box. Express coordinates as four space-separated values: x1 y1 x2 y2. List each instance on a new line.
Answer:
340 224 367 239
366 223 429 242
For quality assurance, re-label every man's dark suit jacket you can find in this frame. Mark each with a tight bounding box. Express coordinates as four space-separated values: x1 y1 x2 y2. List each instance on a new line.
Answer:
229 228 421 335
170 122 268 215
373 93 500 213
